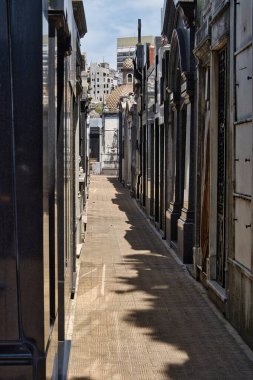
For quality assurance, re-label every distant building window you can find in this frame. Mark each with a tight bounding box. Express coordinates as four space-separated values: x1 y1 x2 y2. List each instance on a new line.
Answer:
127 73 133 83
97 78 99 82
97 90 100 93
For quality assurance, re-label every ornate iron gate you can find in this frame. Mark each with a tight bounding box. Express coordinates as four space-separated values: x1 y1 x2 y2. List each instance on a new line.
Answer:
216 49 227 287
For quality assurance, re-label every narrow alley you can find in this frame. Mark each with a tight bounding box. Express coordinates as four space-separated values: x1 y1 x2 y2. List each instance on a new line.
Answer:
68 176 253 380
2 2 253 379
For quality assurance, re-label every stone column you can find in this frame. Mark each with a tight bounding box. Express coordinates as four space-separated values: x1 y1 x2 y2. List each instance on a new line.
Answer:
177 72 195 264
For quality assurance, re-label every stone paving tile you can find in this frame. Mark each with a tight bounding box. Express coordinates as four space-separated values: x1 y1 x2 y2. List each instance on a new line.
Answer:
68 176 253 380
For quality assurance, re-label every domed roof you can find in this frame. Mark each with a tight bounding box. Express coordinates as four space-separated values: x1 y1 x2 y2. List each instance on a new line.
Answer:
122 57 134 70
106 84 133 113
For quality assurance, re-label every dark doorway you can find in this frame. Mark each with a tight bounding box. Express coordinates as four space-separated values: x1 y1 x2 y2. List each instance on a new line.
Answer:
155 119 160 223
160 124 165 232
90 127 100 161
150 123 155 217
216 48 227 288
142 125 147 207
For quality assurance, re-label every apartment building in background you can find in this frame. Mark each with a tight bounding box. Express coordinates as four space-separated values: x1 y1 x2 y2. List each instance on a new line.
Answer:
117 36 154 71
89 62 119 103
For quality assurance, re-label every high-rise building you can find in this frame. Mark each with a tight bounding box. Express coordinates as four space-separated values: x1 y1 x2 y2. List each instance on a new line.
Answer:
89 62 119 103
117 36 154 71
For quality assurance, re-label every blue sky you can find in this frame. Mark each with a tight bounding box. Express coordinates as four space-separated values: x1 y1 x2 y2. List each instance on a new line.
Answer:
81 0 164 69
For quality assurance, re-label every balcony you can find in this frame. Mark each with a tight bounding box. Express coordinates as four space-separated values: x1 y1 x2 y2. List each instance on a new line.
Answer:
72 0 87 38
212 0 230 20
195 18 210 48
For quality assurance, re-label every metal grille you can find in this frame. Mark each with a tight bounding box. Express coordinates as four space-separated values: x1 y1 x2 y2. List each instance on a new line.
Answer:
216 49 227 287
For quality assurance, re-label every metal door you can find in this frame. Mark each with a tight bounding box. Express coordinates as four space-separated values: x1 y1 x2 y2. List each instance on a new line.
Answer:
216 48 227 287
155 120 160 222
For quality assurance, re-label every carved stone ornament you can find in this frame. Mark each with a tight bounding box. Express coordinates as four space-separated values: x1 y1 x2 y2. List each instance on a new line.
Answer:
175 0 195 28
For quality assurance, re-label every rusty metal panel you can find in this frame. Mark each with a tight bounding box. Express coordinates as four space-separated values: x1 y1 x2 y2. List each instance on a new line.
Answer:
234 198 252 269
234 122 252 196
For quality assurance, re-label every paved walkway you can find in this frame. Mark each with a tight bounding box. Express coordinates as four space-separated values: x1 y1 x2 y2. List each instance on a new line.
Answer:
68 176 253 380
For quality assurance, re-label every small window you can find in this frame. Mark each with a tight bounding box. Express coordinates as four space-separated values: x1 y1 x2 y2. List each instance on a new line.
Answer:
127 74 133 83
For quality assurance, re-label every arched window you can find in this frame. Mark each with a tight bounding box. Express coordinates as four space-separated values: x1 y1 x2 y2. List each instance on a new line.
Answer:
127 73 133 83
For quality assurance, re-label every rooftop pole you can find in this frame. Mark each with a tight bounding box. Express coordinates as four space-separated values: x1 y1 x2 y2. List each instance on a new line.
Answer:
138 19 141 44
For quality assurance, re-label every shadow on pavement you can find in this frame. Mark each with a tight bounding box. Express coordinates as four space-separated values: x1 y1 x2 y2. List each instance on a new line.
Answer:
107 177 253 380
